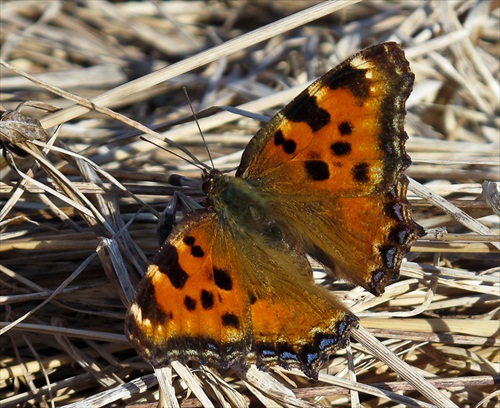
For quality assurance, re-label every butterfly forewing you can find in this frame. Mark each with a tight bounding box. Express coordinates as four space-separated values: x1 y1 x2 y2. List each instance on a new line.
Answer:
238 42 413 195
236 42 423 294
127 211 253 367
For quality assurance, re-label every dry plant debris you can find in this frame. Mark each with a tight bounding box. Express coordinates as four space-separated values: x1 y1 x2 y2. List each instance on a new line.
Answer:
0 1 498 407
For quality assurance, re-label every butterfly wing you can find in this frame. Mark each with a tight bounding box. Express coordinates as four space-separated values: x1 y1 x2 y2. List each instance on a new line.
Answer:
237 42 424 294
126 209 357 378
127 211 252 368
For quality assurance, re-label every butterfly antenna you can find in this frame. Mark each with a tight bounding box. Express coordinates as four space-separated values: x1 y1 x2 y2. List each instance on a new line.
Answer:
183 87 215 170
140 136 204 172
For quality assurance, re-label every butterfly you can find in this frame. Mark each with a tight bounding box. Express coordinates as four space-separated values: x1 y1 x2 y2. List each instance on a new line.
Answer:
126 42 424 380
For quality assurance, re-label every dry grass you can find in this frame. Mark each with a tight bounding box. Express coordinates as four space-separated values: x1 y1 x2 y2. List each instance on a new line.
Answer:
1 1 499 407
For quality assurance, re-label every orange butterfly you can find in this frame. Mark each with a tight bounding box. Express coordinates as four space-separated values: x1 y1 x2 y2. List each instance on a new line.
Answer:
126 42 424 379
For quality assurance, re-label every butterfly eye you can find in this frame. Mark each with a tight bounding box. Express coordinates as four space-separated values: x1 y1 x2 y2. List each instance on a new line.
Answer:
202 180 212 194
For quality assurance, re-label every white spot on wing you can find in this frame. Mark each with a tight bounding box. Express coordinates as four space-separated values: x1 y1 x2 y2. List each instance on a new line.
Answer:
350 56 374 70
129 303 141 320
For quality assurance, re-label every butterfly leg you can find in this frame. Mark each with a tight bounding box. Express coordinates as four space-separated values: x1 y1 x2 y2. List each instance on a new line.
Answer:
157 175 204 245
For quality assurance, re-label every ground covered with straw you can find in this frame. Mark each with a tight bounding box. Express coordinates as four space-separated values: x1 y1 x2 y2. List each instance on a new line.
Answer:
1 1 499 407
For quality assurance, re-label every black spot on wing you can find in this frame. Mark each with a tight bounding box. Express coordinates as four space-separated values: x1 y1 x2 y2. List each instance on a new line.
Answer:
274 130 296 154
330 141 351 156
221 313 240 328
214 268 232 290
201 290 214 309
274 129 285 144
283 93 330 132
191 246 204 257
338 121 353 135
183 236 204 258
133 277 169 324
156 243 189 289
324 63 370 102
352 162 369 183
184 295 196 311
305 160 330 181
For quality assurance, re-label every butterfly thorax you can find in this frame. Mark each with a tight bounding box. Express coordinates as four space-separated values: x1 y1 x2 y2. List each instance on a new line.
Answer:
203 169 272 233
